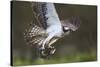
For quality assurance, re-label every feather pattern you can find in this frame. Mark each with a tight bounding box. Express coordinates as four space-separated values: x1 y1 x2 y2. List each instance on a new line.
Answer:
32 2 48 29
24 23 48 46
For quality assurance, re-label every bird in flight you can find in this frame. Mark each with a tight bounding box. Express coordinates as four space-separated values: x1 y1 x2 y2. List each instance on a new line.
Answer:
24 2 81 57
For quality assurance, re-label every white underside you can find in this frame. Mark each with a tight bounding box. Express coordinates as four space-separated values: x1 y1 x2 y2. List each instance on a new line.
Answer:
41 3 63 49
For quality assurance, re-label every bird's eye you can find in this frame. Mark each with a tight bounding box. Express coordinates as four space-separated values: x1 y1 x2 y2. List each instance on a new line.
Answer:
64 27 69 30
63 26 71 32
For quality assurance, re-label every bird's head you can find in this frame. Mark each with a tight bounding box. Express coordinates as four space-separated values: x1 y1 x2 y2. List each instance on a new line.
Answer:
61 16 81 34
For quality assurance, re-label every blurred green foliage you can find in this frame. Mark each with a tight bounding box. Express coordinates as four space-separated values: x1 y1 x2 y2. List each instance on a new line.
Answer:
13 51 96 66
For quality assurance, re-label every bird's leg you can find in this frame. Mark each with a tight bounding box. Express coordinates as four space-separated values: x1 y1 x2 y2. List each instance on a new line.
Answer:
40 34 55 56
48 38 58 48
46 39 58 54
41 34 55 49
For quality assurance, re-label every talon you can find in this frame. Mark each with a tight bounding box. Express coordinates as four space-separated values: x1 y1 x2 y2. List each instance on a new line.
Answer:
39 48 47 57
41 50 47 56
39 45 56 57
47 46 56 55
50 48 56 54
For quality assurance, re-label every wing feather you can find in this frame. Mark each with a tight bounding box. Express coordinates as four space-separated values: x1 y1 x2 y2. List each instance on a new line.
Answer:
32 2 48 29
24 23 47 46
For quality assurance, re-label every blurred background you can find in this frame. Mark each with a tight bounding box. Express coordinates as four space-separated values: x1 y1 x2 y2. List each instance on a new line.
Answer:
11 1 97 66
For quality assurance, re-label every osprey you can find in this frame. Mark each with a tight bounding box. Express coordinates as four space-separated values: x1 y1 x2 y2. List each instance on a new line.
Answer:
24 2 81 57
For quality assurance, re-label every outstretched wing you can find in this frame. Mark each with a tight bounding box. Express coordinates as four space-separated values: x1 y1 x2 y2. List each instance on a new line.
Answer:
24 23 47 46
24 2 49 46
24 2 62 46
32 2 62 30
31 2 48 29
